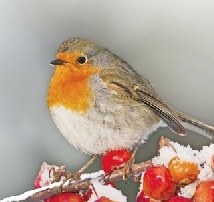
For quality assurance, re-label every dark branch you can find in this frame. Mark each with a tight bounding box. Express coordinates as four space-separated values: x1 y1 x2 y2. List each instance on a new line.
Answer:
2 160 153 202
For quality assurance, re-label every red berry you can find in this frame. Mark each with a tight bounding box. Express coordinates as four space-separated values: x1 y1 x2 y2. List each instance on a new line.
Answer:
143 166 176 200
34 174 42 189
136 190 151 202
94 196 114 202
194 180 214 202
45 193 85 202
167 196 192 202
102 149 132 173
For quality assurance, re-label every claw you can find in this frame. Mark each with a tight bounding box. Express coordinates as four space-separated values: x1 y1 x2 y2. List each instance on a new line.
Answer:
46 155 98 194
123 139 142 181
56 171 82 192
122 156 135 181
49 165 67 183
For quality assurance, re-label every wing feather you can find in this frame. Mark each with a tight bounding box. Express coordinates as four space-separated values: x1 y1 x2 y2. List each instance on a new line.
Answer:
100 68 187 135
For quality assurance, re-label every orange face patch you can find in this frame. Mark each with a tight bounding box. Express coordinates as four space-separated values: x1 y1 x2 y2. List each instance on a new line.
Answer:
47 52 102 112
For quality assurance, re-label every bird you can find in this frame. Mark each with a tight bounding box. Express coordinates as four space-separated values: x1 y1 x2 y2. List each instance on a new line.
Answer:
47 37 214 165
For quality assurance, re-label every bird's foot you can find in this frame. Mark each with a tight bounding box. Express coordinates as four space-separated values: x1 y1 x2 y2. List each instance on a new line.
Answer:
122 139 142 181
49 155 99 192
49 165 81 193
121 154 135 181
100 154 136 183
49 165 71 183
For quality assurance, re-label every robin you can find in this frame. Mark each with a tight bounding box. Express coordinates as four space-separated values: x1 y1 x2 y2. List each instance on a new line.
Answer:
47 37 214 171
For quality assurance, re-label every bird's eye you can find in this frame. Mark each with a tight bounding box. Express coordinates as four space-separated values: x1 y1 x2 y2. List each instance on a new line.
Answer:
77 56 87 64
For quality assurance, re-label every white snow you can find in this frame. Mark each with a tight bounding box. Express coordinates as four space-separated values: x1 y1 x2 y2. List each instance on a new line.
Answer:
87 179 127 202
178 181 198 198
198 163 214 181
152 146 176 166
0 181 63 202
200 144 214 166
81 170 105 180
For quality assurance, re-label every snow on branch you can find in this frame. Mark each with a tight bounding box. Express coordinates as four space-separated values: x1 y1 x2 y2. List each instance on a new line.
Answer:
1 161 152 202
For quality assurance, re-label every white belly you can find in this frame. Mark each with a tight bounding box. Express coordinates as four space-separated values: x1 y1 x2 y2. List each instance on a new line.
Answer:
50 106 163 154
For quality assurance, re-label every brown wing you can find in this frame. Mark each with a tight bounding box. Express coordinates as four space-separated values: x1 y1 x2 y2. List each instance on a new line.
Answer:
100 68 187 135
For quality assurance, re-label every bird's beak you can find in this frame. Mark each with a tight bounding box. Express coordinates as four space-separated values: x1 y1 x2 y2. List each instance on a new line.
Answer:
49 59 65 66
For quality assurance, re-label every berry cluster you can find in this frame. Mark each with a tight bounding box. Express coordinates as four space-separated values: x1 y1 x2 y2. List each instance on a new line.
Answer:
137 164 214 201
34 140 214 202
137 141 214 201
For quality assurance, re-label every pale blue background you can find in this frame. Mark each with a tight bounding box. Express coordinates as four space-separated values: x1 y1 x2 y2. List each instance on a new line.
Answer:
0 1 214 201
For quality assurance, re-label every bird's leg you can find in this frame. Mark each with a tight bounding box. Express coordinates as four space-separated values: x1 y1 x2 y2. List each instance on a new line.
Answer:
77 154 99 177
49 165 69 183
64 154 99 189
101 139 142 182
50 154 99 190
122 139 142 181
100 139 143 183
49 155 99 192
61 154 99 184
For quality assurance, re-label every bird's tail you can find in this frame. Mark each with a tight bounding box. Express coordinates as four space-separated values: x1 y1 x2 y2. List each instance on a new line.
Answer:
175 111 214 139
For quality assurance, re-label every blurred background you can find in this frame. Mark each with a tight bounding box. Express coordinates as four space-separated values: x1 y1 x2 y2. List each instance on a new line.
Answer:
0 0 214 201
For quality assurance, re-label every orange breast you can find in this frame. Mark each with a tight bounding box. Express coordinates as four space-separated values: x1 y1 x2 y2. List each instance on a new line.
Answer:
47 62 101 113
